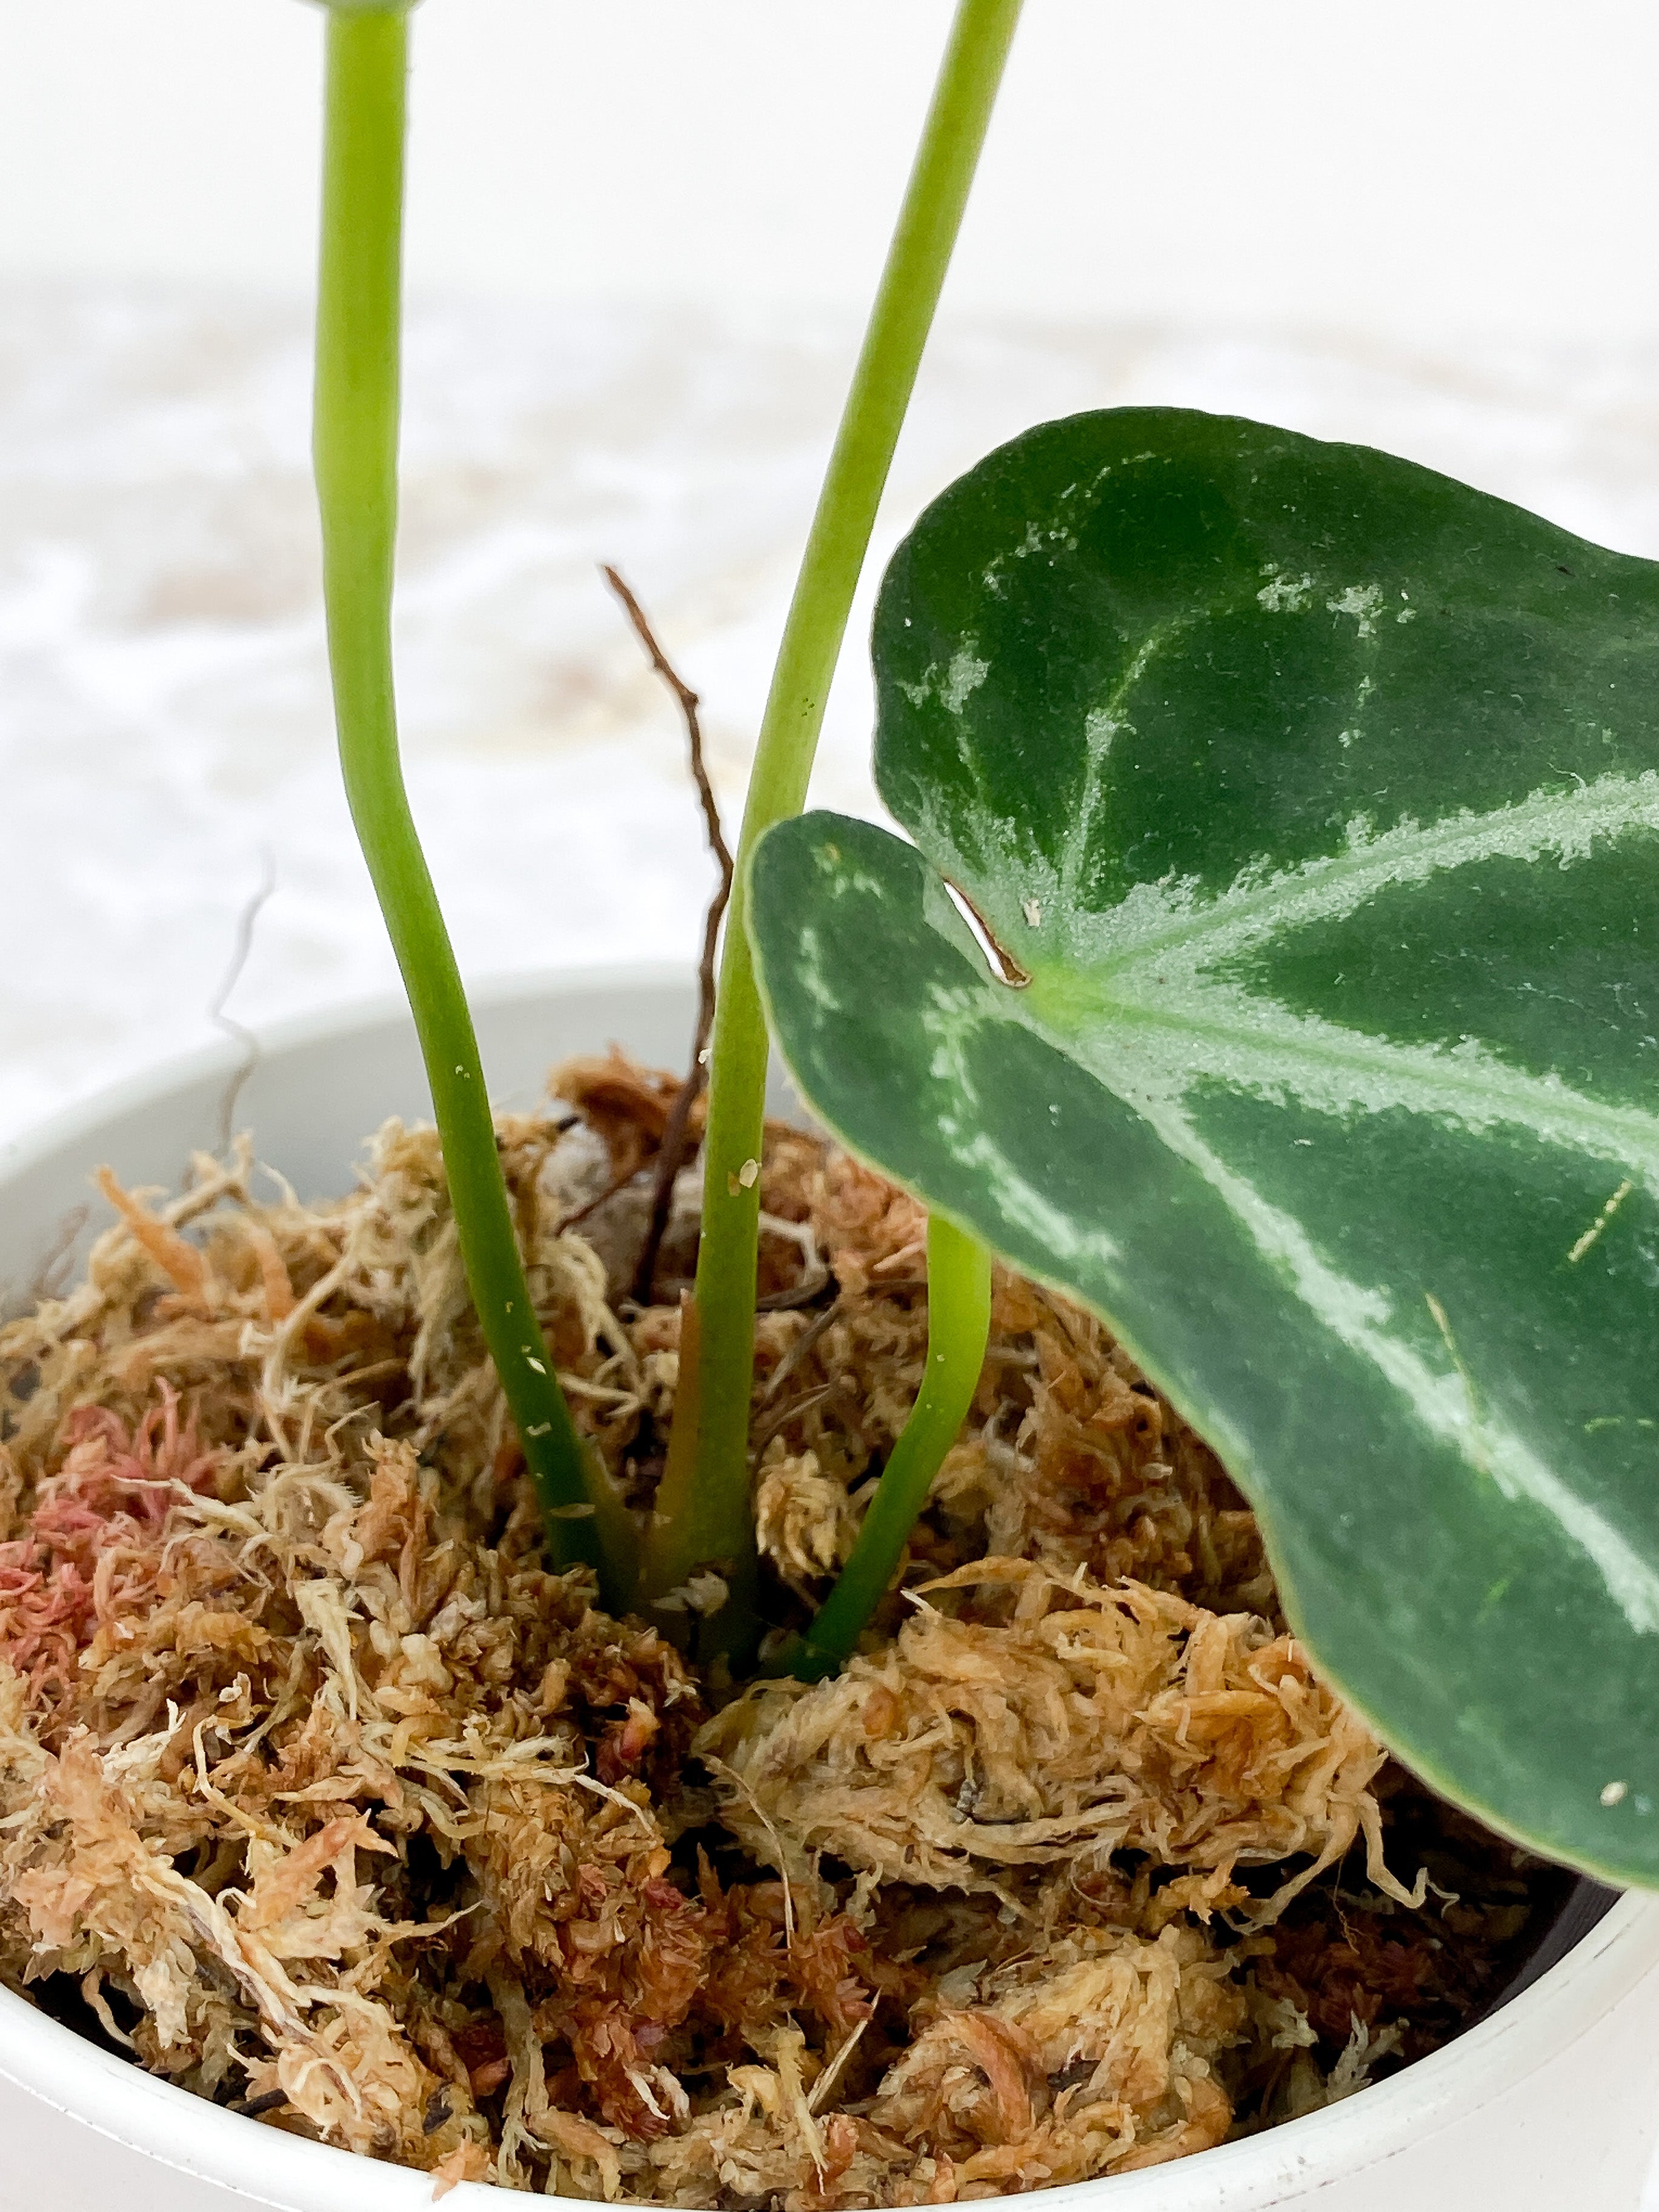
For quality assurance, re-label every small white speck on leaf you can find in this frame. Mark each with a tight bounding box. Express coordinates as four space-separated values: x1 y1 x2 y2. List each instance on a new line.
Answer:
1601 1779 1629 1807
738 1158 760 1188
1326 583 1385 637
525 1356 547 1375
525 1421 551 1437
1023 897 1042 928
1257 571 1314 613
941 649 989 715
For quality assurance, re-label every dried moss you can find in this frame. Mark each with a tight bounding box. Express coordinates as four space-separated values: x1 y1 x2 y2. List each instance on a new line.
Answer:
0 1067 1573 2201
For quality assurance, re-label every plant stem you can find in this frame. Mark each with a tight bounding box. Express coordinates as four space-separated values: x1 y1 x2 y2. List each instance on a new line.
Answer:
783 1216 991 1682
643 0 1026 1621
313 2 633 1605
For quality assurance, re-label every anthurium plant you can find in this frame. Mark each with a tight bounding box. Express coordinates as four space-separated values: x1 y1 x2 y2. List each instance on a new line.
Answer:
310 0 1659 1896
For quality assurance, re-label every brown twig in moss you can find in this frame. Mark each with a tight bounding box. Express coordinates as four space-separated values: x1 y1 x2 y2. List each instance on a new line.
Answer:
554 1167 640 1239
601 566 735 1303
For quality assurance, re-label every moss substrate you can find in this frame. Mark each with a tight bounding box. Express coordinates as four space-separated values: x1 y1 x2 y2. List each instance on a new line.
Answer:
0 1057 1572 2201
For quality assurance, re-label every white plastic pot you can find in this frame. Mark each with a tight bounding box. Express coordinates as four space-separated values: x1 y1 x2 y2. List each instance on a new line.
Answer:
3 966 1659 2212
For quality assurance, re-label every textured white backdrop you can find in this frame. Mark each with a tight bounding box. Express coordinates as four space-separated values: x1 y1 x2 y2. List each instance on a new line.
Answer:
5 2 1659 348
3 284 1659 2191
6 288 1659 1148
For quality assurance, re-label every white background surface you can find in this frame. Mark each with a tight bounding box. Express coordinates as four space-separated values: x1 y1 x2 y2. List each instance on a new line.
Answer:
2 4 1659 2197
5 1 1659 1154
2 1 1659 346
10 290 1659 1153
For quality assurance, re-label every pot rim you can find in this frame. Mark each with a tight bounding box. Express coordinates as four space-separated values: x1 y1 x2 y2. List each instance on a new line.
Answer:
0 962 700 1188
2 963 1655 2210
3 1893 1655 2211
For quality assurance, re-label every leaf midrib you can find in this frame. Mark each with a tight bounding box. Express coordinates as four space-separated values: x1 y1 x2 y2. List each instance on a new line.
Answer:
1016 962 1659 1183
1040 768 1659 981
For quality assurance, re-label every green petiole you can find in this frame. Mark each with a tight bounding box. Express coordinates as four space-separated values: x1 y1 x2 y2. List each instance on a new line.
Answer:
782 1215 992 1682
312 2 633 1606
644 0 1026 1635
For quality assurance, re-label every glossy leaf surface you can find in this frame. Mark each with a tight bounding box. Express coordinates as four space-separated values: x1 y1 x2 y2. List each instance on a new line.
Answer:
750 408 1659 1885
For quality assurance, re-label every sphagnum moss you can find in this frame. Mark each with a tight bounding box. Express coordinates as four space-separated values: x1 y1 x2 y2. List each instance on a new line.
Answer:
0 1060 1571 2197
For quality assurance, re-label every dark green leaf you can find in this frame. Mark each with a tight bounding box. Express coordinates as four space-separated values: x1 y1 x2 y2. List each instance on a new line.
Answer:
750 407 1659 1885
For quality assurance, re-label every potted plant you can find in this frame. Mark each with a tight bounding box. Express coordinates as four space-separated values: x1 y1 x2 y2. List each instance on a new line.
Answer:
4 0 1659 2205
